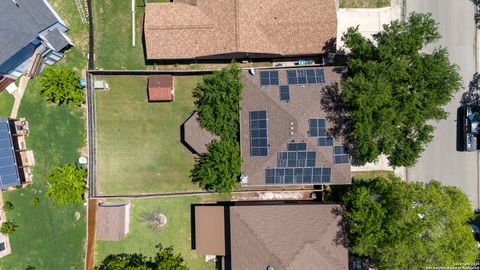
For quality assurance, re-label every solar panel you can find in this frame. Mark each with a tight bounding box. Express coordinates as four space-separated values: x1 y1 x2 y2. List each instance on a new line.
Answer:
286 68 326 85
265 167 331 184
249 111 268 156
279 85 290 101
333 145 350 164
309 119 326 137
0 119 19 188
319 136 334 147
259 71 279 86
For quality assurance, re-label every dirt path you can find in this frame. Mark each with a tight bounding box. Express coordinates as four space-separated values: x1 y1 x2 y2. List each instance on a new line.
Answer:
85 198 97 270
10 76 30 119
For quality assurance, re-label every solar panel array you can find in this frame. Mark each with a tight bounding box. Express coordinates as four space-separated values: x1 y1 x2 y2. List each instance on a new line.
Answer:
266 167 331 184
319 136 334 147
260 70 279 86
265 142 331 184
279 85 290 101
249 111 268 156
308 118 326 137
287 69 325 85
334 145 350 164
0 120 20 188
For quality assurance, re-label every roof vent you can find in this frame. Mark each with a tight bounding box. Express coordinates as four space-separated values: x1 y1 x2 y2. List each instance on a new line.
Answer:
267 266 275 270
11 0 19 7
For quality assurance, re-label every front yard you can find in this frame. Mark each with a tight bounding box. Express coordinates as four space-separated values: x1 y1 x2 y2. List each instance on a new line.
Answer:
95 75 203 195
95 196 223 270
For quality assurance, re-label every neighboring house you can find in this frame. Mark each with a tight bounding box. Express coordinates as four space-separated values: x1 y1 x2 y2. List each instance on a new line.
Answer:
0 118 33 189
144 0 337 60
193 203 349 270
96 202 131 241
0 0 73 92
240 66 351 186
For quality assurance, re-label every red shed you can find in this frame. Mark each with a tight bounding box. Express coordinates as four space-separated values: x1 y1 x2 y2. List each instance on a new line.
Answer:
148 75 174 102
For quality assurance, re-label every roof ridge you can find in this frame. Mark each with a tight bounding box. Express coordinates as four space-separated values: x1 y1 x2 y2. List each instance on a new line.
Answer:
231 208 287 268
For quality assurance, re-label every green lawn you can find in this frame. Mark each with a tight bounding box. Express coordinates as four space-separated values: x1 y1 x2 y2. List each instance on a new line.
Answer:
95 76 203 195
0 80 86 270
0 91 14 116
95 196 215 270
339 0 391 8
93 0 169 70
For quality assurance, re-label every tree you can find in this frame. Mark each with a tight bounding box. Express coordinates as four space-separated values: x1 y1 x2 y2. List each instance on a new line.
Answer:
339 13 462 167
3 201 14 212
191 139 241 193
342 177 478 269
38 66 85 106
97 244 189 270
194 63 242 140
0 220 18 234
461 73 480 107
45 163 87 206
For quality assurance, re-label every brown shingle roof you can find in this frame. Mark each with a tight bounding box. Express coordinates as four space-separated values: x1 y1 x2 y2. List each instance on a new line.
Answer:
148 75 173 101
240 67 351 186
194 206 226 256
144 0 337 59
229 204 348 270
183 112 219 154
96 202 130 241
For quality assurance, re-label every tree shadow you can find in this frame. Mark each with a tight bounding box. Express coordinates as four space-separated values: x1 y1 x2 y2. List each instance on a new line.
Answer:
331 205 349 248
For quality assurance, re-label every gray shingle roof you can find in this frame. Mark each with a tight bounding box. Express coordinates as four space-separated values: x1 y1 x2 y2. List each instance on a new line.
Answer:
0 0 60 64
44 28 70 51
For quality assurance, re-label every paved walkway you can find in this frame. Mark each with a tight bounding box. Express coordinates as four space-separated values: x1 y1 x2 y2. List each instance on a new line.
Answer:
10 76 30 119
336 0 402 50
85 198 97 270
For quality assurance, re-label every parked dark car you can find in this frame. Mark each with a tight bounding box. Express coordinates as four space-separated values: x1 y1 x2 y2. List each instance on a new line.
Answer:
459 106 480 151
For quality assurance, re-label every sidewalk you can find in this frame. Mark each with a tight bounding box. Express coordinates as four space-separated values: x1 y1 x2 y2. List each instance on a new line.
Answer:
10 76 30 119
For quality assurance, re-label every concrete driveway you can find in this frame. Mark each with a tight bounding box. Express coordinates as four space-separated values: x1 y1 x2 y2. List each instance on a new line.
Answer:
405 0 479 208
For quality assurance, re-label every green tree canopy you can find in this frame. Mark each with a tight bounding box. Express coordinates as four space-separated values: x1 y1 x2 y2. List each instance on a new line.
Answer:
191 139 241 193
194 63 242 140
97 244 189 270
45 163 87 206
339 12 462 166
3 201 14 212
342 177 478 268
39 66 85 106
0 220 18 234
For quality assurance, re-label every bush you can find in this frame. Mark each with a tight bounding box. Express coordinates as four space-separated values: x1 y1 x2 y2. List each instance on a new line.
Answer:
38 66 85 106
3 201 14 212
0 220 18 234
45 163 87 206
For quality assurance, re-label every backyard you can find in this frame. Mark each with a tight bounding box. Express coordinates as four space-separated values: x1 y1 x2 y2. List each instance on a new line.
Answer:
0 92 14 116
0 80 86 270
95 75 203 195
95 195 229 270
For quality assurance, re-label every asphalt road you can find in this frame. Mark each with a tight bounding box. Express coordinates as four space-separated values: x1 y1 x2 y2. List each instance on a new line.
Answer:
405 0 479 208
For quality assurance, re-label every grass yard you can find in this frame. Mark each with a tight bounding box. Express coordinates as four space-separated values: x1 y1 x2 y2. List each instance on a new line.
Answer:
339 0 391 8
0 80 86 270
95 196 224 270
93 0 169 70
95 75 203 195
0 91 14 116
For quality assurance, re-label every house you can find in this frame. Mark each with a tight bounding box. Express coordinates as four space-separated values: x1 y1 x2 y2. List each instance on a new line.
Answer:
240 67 351 186
182 112 219 155
147 75 174 102
193 203 349 270
144 0 337 60
96 202 131 241
0 0 73 92
0 118 34 189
